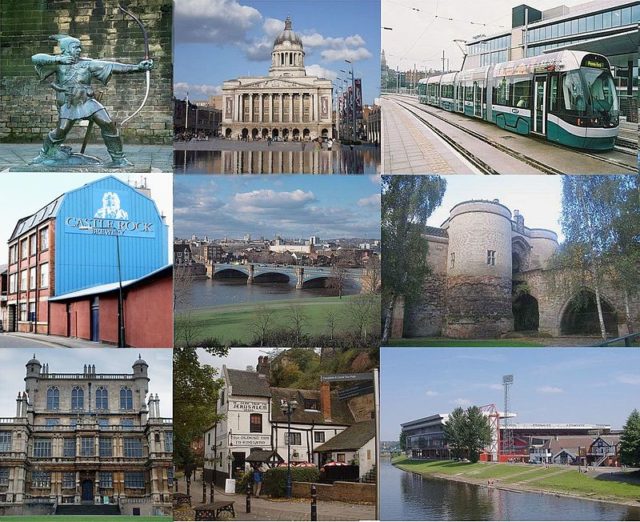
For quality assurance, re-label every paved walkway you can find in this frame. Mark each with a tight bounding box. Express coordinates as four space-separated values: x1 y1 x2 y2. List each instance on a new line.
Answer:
0 332 110 348
382 97 475 174
0 143 172 172
175 474 375 521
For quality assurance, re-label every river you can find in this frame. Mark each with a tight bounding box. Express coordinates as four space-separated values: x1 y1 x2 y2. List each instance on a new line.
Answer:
380 458 640 521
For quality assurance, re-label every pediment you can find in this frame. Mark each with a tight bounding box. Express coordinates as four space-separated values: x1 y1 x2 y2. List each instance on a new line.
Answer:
239 77 313 90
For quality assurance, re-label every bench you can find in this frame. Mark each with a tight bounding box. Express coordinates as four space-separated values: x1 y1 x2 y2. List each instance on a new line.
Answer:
172 492 191 507
194 501 236 521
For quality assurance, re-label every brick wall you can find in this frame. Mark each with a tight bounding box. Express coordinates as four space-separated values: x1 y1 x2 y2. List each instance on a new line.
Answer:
0 0 173 144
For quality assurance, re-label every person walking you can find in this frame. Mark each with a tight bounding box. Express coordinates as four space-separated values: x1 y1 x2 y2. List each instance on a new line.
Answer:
253 466 263 497
327 138 333 151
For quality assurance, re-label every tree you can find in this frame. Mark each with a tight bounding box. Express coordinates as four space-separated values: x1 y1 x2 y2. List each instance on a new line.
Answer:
399 430 407 451
287 305 308 347
325 309 339 341
173 346 229 468
328 257 349 299
250 305 275 346
348 292 381 343
619 409 640 467
381 176 447 342
443 406 492 463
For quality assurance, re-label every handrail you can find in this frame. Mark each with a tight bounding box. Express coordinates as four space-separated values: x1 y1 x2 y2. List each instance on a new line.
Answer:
592 332 640 347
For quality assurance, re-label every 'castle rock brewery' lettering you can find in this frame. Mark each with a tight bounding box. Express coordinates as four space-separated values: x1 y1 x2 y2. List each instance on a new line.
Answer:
65 217 154 235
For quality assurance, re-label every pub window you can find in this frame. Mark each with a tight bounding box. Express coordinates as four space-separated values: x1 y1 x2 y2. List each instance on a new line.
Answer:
284 432 302 445
99 437 112 457
487 250 496 266
71 387 84 410
0 432 11 452
31 471 50 488
40 227 48 251
62 472 75 489
33 439 52 458
63 438 76 457
0 468 9 486
96 387 109 410
249 414 262 433
314 432 325 443
47 387 59 410
100 472 113 488
304 399 319 410
124 471 145 489
337 453 346 463
81 437 93 457
120 387 133 410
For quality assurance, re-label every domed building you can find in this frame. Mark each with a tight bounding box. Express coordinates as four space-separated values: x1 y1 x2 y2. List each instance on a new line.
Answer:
221 17 333 141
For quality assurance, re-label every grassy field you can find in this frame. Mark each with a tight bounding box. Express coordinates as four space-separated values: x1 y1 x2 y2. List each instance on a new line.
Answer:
178 296 364 345
392 457 640 502
386 338 544 347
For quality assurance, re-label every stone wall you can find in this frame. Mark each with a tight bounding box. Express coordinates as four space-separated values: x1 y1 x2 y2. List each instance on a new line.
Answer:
404 273 447 337
0 0 172 144
292 481 376 504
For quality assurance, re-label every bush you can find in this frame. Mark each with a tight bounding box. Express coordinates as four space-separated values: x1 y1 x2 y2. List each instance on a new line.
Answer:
263 467 320 497
236 470 253 494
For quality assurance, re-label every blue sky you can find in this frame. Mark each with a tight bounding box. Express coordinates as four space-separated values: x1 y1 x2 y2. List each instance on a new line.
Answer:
0 348 173 420
0 173 173 266
174 0 381 105
380 348 640 440
174 174 381 239
424 176 565 242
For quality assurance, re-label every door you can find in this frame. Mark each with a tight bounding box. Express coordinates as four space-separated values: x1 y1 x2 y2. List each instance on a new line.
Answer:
90 297 99 342
457 84 464 112
8 305 17 332
81 480 93 502
533 76 547 135
473 82 482 117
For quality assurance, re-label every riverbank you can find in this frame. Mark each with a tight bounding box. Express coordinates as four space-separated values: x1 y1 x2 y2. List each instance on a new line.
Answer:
392 457 640 507
176 295 372 345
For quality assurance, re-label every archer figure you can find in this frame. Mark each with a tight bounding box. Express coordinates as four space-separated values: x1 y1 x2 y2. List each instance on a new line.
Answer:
31 34 153 167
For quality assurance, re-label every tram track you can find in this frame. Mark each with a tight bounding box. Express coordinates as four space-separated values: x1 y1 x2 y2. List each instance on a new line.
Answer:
391 97 565 175
390 94 637 174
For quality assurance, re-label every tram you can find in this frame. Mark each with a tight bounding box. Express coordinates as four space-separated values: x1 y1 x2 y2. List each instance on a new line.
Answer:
417 51 619 150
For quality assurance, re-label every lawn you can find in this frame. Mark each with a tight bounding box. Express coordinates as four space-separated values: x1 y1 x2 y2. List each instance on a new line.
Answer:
386 338 544 347
527 471 640 500
177 295 365 345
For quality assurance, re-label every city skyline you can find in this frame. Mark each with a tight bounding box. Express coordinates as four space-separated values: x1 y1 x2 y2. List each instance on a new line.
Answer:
174 0 381 105
174 175 381 240
380 348 640 440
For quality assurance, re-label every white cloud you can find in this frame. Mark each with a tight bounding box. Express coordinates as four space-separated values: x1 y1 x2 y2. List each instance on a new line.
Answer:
537 386 563 394
357 193 381 207
174 82 222 99
233 189 316 210
321 47 373 62
452 398 471 407
425 390 439 397
488 384 503 390
617 374 640 385
302 33 367 49
263 18 284 38
305 64 338 80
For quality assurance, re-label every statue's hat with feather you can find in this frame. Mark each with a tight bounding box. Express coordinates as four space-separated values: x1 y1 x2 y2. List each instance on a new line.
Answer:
49 34 81 52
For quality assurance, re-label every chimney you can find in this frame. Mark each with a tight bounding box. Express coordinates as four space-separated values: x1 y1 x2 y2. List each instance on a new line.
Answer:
257 356 270 379
320 381 332 422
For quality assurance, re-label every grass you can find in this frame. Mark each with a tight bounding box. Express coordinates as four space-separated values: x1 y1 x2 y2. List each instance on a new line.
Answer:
392 458 640 502
178 296 362 344
386 338 544 347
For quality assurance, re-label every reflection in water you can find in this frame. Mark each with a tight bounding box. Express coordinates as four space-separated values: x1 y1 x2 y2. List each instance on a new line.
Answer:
174 147 381 174
380 458 640 521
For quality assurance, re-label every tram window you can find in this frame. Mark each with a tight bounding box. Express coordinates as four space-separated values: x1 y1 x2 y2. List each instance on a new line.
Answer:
549 76 558 112
512 80 531 109
465 85 473 101
586 15 594 32
562 72 586 112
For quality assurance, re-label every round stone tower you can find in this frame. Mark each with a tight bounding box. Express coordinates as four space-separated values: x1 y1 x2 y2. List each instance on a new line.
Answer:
269 16 306 77
442 200 514 338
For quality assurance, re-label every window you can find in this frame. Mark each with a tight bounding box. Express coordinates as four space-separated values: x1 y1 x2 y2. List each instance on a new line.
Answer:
96 387 109 410
63 438 76 457
120 387 133 410
314 432 325 443
72 387 84 410
34 439 52 458
99 437 113 457
512 80 531 109
8 245 18 264
120 418 134 428
100 472 113 488
46 418 59 427
29 235 36 256
284 432 302 445
450 253 455 269
220 390 225 406
40 263 49 288
207 433 211 446
20 270 27 291
20 239 28 259
165 432 173 452
47 387 59 410
249 414 262 433
29 302 35 322
9 274 17 293
81 437 93 457
124 438 144 458
0 468 8 486
32 471 50 488
0 432 11 452
62 472 75 489
487 250 496 266
304 399 319 410
40 228 48 251
98 418 109 428
29 268 36 290
124 471 145 489
168 467 174 487
337 453 346 463
19 303 27 322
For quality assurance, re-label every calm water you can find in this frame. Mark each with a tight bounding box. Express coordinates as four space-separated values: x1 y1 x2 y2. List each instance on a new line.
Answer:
173 147 380 174
178 278 360 309
380 458 640 521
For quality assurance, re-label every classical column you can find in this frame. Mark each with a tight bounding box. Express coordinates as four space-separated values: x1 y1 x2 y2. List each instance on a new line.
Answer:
259 94 263 124
300 93 304 123
249 94 254 123
289 93 294 123
269 94 273 123
311 93 315 121
279 93 283 123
